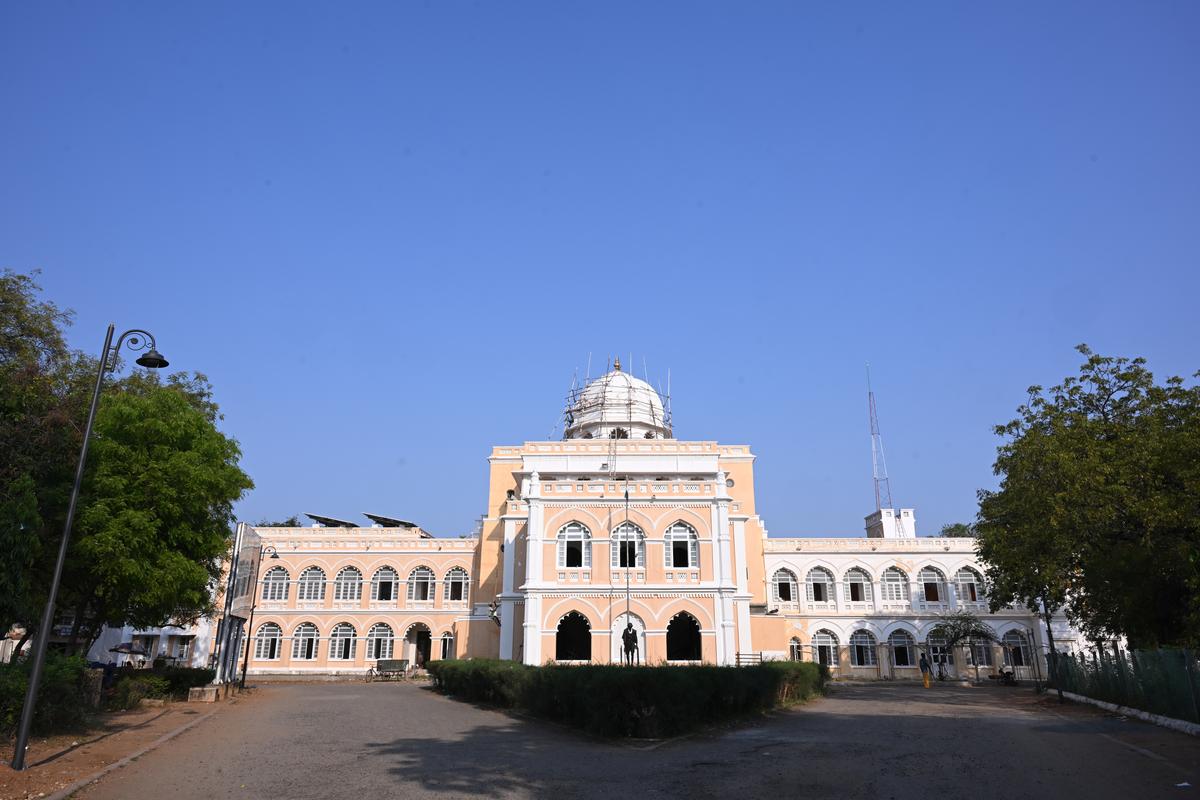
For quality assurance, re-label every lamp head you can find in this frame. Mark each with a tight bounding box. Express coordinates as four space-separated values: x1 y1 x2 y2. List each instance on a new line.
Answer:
136 348 169 369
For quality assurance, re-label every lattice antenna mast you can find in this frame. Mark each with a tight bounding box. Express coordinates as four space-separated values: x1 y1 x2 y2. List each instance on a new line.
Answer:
867 364 894 511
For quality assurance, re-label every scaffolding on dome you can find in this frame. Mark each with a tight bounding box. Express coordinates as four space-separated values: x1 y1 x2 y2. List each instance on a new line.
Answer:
560 355 673 445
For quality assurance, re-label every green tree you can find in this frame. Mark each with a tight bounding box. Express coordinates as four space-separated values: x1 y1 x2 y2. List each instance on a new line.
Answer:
930 610 996 683
938 522 976 538
255 515 302 527
1 270 254 653
977 346 1200 652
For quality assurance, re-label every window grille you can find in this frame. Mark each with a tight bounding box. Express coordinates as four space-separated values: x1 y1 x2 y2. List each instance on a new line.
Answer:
556 522 592 568
367 623 394 660
254 623 282 660
811 630 838 667
880 567 909 602
371 567 398 601
610 522 645 569
334 567 363 601
292 622 319 660
954 567 984 603
966 641 993 666
297 567 326 602
926 635 954 665
805 567 834 603
918 567 946 603
843 568 872 603
663 522 699 569
772 569 798 603
329 623 357 660
407 566 435 602
261 566 289 601
444 567 469 601
850 630 877 666
889 630 916 666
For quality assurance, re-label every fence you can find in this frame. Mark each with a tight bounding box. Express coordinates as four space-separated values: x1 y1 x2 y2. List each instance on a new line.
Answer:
790 641 1043 684
1049 647 1200 724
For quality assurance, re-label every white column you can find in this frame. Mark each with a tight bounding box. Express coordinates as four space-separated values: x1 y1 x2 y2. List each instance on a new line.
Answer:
499 517 519 661
523 595 542 665
730 514 751 659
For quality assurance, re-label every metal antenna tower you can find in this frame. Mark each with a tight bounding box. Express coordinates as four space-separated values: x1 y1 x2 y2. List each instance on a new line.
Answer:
867 364 894 511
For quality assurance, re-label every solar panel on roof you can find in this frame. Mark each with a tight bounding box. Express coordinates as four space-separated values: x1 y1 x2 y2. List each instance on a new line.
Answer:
303 513 358 528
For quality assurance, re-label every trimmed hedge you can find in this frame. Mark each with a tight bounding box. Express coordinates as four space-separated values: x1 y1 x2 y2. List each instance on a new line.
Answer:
0 653 91 736
427 659 827 738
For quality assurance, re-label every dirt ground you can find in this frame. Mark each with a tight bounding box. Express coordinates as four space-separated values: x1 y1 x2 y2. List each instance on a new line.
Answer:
0 693 249 800
61 680 1200 800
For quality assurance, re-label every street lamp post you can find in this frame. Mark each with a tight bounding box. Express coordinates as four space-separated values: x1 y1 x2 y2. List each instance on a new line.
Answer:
11 324 168 771
239 545 279 690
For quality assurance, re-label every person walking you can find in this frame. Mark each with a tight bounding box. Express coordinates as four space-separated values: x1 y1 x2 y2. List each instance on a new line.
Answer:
919 653 933 688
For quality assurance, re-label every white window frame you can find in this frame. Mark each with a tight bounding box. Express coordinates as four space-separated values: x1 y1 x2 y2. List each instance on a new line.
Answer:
889 630 916 666
297 567 327 602
1002 631 1031 667
850 630 877 667
789 637 803 662
954 567 984 603
556 522 592 569
407 566 435 602
292 623 319 660
812 630 838 667
261 566 289 601
843 568 873 603
254 623 282 660
440 633 454 660
329 623 357 660
918 567 947 603
663 522 699 569
443 567 469 602
334 567 363 601
881 567 909 602
371 567 398 602
610 522 645 569
366 623 394 660
805 567 835 604
772 569 798 603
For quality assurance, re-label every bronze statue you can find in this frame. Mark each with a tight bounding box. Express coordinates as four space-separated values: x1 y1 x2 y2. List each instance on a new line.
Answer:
621 622 640 666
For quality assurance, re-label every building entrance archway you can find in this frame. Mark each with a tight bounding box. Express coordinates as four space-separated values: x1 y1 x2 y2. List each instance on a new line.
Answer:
405 623 432 667
666 613 701 662
555 612 592 662
610 612 646 664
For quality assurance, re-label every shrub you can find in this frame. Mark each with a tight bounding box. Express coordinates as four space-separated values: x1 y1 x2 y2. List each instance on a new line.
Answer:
157 667 216 697
426 659 827 738
0 653 91 736
108 674 172 710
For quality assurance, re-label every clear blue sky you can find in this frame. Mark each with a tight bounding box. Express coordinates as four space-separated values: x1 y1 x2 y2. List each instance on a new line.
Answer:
3 3 1197 537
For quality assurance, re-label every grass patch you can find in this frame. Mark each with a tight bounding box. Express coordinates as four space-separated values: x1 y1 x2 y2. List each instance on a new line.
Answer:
427 659 827 738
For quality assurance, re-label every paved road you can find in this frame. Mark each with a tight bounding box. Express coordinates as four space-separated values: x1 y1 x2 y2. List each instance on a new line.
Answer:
75 681 1199 799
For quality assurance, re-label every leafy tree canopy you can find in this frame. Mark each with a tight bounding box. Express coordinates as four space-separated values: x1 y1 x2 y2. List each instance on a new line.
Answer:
938 522 977 538
255 515 302 527
977 345 1200 649
1 270 253 650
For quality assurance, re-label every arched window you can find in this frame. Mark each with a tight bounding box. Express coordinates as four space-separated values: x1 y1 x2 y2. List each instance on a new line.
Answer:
954 567 985 603
1003 630 1031 667
812 630 838 667
407 566 435 602
366 623 394 660
805 567 835 604
297 567 326 602
443 567 469 602
789 637 803 662
329 623 357 660
292 622 319 660
261 566 289 601
666 613 702 662
440 632 454 660
611 522 645 569
772 569 799 603
557 522 592 569
881 567 910 602
889 630 916 667
663 522 699 569
555 612 592 661
371 567 398 602
844 568 872 603
334 567 362 601
254 622 282 660
850 630 877 667
918 567 947 603
926 634 954 666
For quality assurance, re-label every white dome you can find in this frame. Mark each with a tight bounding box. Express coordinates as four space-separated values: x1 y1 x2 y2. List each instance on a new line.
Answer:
564 362 671 440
